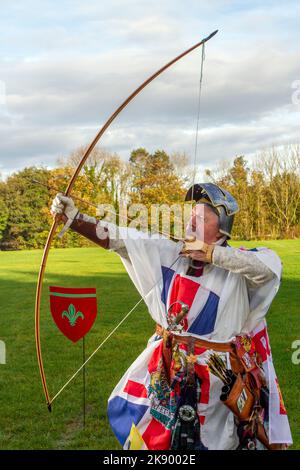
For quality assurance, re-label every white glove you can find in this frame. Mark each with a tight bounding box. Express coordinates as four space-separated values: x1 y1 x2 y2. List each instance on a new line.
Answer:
50 193 78 221
50 193 79 238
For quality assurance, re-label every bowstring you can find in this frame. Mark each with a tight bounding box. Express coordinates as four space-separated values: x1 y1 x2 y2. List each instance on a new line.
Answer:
191 43 206 202
49 253 181 406
50 42 208 407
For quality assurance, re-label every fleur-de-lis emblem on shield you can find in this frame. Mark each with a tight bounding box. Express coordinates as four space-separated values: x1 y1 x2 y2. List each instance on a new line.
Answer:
49 286 97 343
62 304 84 327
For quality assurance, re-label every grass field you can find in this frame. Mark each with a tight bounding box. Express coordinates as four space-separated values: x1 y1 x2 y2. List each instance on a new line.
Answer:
0 239 299 450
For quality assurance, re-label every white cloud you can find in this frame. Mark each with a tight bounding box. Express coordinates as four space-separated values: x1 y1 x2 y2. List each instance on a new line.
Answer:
0 0 300 177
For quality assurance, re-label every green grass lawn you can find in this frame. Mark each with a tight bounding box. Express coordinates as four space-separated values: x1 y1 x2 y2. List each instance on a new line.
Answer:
0 239 299 449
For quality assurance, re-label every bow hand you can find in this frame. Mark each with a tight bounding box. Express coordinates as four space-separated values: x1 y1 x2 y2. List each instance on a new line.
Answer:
50 193 79 237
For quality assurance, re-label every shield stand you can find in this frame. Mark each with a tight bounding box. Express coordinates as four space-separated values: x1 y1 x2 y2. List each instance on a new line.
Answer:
82 336 86 428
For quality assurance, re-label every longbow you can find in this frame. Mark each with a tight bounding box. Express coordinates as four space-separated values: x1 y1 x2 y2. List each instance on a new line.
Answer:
35 29 218 411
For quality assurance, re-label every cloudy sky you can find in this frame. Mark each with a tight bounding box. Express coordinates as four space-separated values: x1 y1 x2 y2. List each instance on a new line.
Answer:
0 0 299 179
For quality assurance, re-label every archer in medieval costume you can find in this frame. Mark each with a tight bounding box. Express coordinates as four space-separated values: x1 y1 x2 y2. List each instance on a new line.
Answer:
51 183 292 450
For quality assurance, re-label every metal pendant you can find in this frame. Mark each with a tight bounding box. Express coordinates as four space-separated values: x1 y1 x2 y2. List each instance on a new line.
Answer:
179 405 196 422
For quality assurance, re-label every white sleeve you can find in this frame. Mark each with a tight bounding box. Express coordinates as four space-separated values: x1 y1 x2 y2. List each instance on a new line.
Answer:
230 247 282 331
212 245 275 287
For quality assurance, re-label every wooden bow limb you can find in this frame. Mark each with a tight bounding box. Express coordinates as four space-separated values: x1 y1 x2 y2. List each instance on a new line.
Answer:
35 30 218 411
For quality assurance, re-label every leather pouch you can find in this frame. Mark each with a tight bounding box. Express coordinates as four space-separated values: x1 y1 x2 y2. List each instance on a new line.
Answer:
223 373 254 421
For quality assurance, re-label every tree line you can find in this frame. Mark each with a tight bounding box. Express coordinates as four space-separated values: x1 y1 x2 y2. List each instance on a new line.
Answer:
0 145 299 250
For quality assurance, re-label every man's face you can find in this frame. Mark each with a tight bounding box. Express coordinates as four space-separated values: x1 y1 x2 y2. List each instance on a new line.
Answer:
185 203 221 244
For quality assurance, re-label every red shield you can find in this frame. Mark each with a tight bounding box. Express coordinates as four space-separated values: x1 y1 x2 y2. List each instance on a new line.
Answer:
49 286 97 343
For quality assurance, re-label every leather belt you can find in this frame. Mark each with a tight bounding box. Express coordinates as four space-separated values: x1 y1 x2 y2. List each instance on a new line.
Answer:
155 324 234 353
